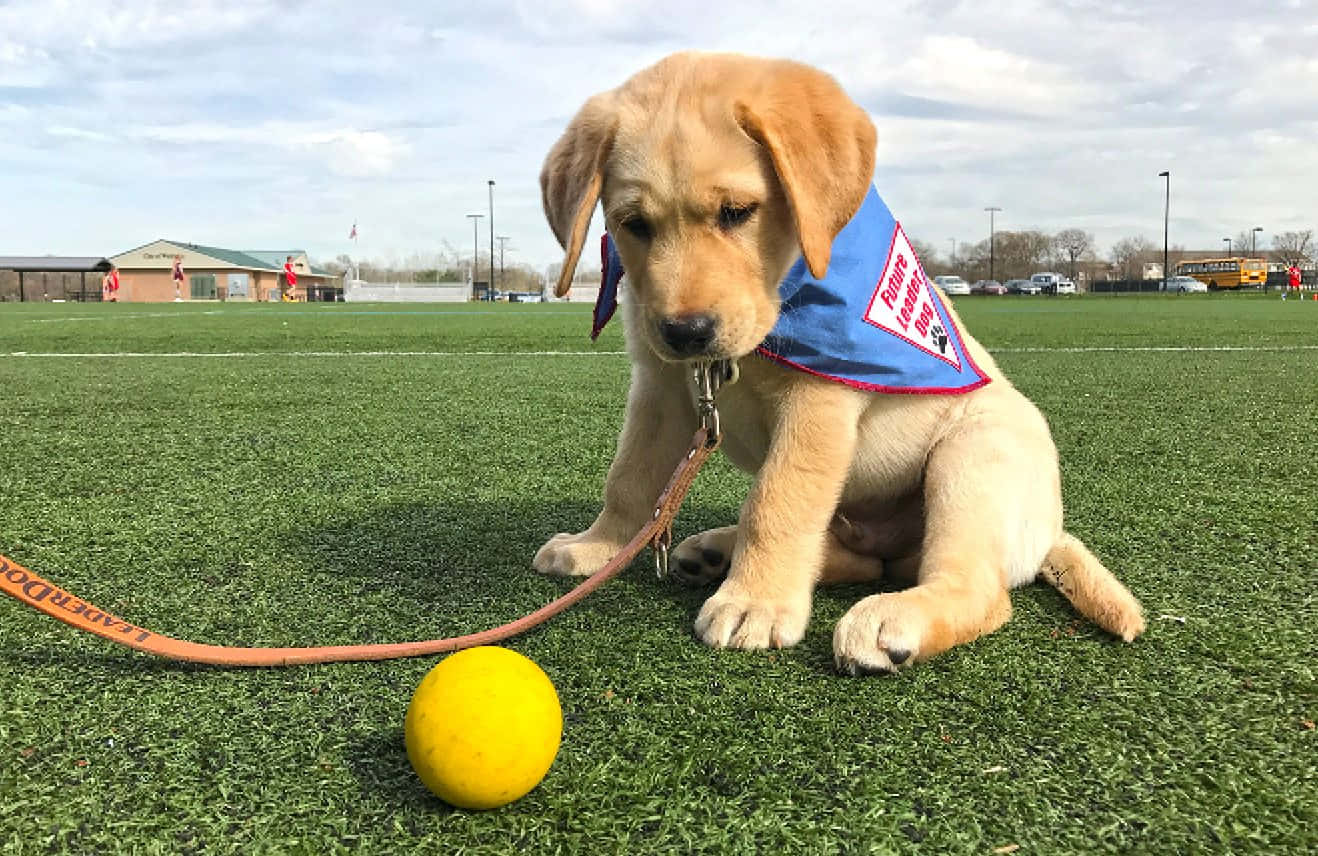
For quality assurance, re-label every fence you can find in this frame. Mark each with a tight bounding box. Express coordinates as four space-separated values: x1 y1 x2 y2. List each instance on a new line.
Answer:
342 280 470 303
1091 266 1316 293
0 270 105 302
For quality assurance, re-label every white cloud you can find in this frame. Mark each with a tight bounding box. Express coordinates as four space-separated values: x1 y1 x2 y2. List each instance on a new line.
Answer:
0 0 1315 267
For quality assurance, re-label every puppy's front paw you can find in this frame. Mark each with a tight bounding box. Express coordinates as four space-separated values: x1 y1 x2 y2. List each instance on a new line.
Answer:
832 593 923 675
670 526 735 586
694 581 810 650
533 531 626 577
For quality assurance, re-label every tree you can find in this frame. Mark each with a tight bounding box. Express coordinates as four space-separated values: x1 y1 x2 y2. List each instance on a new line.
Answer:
1272 230 1313 267
963 230 1052 281
1110 236 1158 281
1235 229 1267 257
1053 229 1094 280
907 237 946 276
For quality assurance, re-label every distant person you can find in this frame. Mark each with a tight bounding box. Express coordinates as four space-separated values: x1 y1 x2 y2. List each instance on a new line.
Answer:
282 255 298 301
1286 264 1302 300
172 254 185 301
101 264 120 302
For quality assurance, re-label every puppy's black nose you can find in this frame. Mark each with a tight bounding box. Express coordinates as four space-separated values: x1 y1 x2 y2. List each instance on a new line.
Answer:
659 314 717 356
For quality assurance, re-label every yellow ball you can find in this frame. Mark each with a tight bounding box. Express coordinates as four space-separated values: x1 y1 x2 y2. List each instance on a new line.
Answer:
404 646 562 809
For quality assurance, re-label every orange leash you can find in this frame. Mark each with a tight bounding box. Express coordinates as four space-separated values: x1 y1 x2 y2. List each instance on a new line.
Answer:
1 428 719 667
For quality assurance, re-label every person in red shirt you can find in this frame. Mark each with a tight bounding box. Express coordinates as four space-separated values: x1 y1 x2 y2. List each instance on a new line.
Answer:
103 265 120 302
282 255 298 301
1289 264 1302 296
172 255 185 301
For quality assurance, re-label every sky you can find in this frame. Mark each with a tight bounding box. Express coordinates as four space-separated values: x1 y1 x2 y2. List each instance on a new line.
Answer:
1 0 1316 273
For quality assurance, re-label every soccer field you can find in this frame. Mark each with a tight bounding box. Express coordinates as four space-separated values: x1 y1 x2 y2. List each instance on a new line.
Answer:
1 297 1315 854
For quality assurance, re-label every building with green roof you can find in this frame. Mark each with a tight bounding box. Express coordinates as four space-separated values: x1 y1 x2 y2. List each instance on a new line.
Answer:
109 239 340 302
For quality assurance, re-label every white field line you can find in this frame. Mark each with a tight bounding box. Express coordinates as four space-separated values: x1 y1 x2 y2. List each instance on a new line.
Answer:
24 311 225 323
3 344 1317 358
992 344 1318 353
1 350 630 357
23 309 584 323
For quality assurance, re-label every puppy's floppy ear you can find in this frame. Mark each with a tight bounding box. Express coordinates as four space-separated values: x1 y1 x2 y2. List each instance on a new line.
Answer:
541 93 618 298
734 61 877 279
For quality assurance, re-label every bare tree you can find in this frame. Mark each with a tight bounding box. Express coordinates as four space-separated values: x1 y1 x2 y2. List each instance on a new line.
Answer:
1110 236 1158 281
907 237 945 275
1234 229 1269 257
1271 230 1313 267
990 230 1053 280
1053 229 1094 280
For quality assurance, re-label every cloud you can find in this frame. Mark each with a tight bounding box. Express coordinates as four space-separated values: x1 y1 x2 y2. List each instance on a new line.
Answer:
0 0 1315 267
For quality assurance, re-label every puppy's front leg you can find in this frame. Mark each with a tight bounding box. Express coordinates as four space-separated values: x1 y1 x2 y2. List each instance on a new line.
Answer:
696 381 865 649
534 362 696 576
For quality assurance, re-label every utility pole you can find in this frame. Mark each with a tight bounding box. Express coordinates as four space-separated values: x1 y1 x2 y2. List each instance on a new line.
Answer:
1158 171 1169 292
487 180 496 299
497 236 510 289
984 207 1001 283
466 213 483 300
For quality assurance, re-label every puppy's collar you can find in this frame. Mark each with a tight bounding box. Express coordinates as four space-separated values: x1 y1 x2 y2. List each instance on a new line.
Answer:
593 186 990 395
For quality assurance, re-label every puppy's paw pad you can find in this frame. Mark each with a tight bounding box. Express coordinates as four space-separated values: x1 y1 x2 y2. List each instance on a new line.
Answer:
694 585 809 650
832 593 923 676
532 532 626 577
670 528 735 586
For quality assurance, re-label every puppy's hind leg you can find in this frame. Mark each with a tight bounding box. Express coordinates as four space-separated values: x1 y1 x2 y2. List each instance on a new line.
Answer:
833 422 1046 674
1039 532 1144 641
670 525 737 586
675 524 890 587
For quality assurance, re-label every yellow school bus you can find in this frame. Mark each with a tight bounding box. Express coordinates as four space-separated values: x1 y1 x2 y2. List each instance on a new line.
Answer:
1175 257 1267 290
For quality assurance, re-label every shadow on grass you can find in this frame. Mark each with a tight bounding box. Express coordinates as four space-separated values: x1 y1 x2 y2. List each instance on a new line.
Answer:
280 495 742 609
343 728 458 818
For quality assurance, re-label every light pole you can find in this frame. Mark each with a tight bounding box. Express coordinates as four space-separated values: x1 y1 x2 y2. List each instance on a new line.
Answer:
466 213 484 300
488 180 496 299
984 208 1001 283
1223 237 1231 255
948 238 956 269
1158 171 1169 292
496 236 510 288
1251 226 1263 256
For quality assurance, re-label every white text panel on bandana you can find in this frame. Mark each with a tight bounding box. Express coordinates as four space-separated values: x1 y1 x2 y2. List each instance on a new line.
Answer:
863 224 962 370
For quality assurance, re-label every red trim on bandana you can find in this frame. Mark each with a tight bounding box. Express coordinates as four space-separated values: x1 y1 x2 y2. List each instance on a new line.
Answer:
754 347 991 395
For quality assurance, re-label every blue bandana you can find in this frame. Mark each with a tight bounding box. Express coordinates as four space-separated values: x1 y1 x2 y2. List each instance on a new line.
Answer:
593 186 990 395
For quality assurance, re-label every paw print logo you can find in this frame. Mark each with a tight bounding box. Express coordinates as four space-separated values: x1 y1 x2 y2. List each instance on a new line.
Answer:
931 324 950 354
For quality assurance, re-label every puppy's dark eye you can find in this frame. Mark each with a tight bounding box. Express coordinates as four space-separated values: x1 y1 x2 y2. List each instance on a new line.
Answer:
621 215 652 240
718 202 757 230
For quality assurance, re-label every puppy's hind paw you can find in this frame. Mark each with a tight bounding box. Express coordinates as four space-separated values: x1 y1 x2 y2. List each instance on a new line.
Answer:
670 526 736 586
832 593 923 676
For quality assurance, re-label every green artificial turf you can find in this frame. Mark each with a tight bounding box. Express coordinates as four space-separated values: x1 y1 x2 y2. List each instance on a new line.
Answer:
0 296 1314 854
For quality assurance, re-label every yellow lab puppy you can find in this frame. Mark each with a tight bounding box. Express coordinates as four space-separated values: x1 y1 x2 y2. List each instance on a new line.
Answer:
535 52 1144 673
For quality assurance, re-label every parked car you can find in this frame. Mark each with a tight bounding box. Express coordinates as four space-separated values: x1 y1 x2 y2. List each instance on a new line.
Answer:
933 275 970 296
971 279 1006 295
1161 275 1208 293
1006 278 1041 294
1029 272 1077 295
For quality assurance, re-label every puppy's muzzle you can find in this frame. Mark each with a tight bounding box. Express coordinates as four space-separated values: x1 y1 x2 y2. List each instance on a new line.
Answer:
658 314 718 357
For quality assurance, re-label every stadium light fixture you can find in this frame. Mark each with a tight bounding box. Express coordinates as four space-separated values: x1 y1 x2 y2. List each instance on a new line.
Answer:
1158 171 1169 292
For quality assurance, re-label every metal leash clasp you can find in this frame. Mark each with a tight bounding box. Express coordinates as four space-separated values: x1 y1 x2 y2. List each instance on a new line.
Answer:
693 358 736 447
653 358 736 578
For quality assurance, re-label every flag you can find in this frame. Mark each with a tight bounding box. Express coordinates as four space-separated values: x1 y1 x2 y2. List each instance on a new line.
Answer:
349 222 358 240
